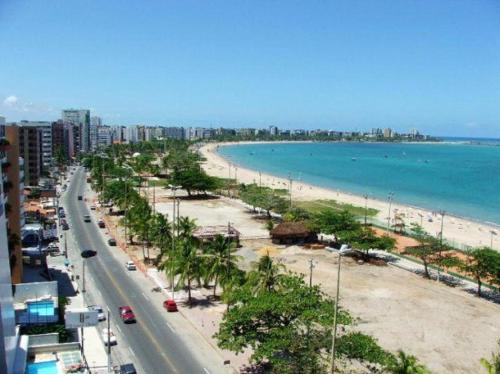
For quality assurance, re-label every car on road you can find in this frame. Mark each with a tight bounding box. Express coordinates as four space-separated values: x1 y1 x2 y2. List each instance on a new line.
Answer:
108 238 117 246
118 306 136 323
98 220 105 228
81 249 97 258
163 299 178 312
102 328 117 346
59 211 66 218
89 305 106 321
120 363 137 374
60 219 69 230
90 205 96 210
78 195 83 200
125 261 136 271
83 215 91 222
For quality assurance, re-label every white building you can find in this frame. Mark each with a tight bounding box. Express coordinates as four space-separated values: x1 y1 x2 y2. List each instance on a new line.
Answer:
269 125 278 136
125 126 138 144
90 116 102 151
62 109 90 152
97 126 112 148
164 127 185 140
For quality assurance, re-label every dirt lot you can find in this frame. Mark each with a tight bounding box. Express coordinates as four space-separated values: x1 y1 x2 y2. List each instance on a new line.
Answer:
277 246 500 373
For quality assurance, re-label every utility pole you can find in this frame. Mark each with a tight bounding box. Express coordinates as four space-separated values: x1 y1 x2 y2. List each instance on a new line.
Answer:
259 171 262 188
363 194 368 226
329 253 342 374
226 222 231 312
107 308 111 373
288 173 293 208
227 163 231 197
82 261 86 293
437 210 445 283
308 258 315 288
387 192 395 232
170 185 180 300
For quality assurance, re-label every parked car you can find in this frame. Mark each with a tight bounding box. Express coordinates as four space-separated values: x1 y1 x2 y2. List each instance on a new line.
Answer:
58 211 66 218
43 243 60 255
60 219 69 230
83 215 91 222
89 305 106 321
98 220 105 228
102 328 117 346
81 249 97 258
108 238 117 246
90 205 96 210
120 363 137 374
125 261 136 271
163 299 178 312
118 306 136 323
78 195 83 200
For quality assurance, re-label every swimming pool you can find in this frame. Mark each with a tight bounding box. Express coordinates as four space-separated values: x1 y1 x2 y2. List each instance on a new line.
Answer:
27 301 55 317
27 360 58 374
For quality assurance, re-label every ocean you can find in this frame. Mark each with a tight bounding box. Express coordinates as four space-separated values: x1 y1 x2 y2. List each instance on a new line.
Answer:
218 141 500 225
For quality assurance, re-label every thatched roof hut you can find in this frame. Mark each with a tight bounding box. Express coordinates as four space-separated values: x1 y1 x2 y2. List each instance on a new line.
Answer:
270 221 316 245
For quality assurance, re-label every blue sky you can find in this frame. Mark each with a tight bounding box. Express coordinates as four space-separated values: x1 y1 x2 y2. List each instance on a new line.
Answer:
1 1 499 137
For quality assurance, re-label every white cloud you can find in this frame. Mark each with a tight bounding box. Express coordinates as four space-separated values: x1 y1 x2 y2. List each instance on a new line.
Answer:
465 121 478 128
3 95 19 108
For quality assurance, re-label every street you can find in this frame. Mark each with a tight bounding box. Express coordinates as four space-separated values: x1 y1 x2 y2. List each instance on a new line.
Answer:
62 166 220 374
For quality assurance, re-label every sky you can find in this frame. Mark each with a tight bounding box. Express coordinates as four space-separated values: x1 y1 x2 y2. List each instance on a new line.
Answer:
0 1 499 137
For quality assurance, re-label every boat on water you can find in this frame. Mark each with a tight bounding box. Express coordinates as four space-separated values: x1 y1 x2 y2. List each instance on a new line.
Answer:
352 157 357 161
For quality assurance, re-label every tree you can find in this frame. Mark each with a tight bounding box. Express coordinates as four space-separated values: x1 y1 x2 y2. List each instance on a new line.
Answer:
239 184 289 217
310 209 361 236
215 273 352 373
404 225 442 279
463 247 500 296
385 350 430 374
247 254 286 294
170 236 203 306
344 227 395 260
169 166 221 196
149 213 172 264
204 235 241 298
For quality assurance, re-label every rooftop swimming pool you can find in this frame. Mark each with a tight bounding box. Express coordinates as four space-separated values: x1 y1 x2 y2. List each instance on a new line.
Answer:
27 300 55 317
27 360 58 374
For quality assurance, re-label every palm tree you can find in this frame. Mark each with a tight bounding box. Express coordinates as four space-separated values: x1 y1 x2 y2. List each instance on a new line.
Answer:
177 216 197 239
386 350 429 374
150 213 173 265
204 235 241 298
248 254 285 293
171 237 203 306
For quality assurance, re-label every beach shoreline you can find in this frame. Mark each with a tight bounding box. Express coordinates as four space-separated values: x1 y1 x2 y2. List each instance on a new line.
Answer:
199 141 499 251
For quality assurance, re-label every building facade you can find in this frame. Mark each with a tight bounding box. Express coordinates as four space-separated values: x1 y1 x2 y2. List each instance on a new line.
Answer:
18 122 52 174
90 116 102 151
62 109 90 153
15 125 41 186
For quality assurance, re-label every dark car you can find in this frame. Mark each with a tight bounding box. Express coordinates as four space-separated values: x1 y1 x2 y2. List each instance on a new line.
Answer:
98 220 105 228
83 215 91 222
59 212 66 218
120 363 137 374
60 219 69 230
78 195 83 200
81 249 97 258
163 299 178 312
108 238 117 246
118 306 136 323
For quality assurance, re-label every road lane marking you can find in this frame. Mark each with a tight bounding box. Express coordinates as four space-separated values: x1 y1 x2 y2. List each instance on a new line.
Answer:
166 322 175 332
203 368 211 374
128 347 136 357
141 291 149 301
115 325 122 334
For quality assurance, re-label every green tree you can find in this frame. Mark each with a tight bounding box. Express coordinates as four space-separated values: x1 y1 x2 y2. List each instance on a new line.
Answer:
215 273 351 373
247 254 286 294
171 236 203 306
385 350 430 374
347 227 395 260
464 247 500 296
169 166 221 196
204 235 241 298
404 225 442 279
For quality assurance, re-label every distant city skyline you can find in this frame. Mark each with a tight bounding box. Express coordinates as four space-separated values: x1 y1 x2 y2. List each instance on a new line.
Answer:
1 1 499 137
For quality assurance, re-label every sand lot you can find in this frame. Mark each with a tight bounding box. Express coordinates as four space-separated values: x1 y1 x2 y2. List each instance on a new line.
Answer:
277 247 500 373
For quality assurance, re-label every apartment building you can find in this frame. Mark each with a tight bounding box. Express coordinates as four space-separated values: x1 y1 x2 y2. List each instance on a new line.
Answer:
97 126 112 148
18 121 52 174
14 125 41 186
62 109 90 153
164 126 185 140
90 116 102 151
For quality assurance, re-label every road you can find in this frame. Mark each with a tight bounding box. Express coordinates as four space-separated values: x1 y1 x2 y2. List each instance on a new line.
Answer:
62 166 211 374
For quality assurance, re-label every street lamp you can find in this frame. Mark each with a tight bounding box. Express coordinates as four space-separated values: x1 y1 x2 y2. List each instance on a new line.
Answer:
490 230 497 248
363 194 369 226
387 192 395 232
169 185 182 299
329 252 342 374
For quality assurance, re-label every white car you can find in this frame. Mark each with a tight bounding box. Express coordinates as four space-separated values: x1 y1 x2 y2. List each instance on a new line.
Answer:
102 328 117 346
126 261 137 271
89 305 106 321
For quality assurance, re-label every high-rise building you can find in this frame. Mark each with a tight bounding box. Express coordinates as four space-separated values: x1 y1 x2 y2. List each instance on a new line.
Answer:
18 121 52 174
5 126 25 284
0 122 19 374
164 127 185 140
62 109 90 153
90 116 102 151
269 125 279 136
13 125 41 186
383 128 393 138
97 126 112 148
125 126 138 144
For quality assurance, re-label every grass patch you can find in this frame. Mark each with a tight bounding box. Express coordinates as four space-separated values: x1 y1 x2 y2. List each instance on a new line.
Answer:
146 178 170 187
295 199 378 218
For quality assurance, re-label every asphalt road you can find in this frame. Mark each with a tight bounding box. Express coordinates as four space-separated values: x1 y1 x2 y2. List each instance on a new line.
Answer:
63 167 208 374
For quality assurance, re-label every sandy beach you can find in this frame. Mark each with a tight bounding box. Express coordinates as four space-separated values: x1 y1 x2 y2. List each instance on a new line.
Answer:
200 142 499 251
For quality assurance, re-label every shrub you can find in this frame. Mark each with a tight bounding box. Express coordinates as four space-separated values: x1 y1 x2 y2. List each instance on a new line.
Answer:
336 332 394 365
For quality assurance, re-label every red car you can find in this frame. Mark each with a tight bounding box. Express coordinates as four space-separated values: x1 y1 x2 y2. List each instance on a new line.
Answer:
163 299 178 312
118 306 136 323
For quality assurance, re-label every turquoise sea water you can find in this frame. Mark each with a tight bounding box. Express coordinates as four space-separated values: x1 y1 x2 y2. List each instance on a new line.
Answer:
218 141 500 225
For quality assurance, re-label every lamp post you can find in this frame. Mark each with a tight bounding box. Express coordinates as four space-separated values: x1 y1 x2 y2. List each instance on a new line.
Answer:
82 260 86 293
107 308 111 373
288 173 293 208
308 258 316 288
169 185 181 299
491 230 497 248
259 171 262 188
329 252 342 374
387 192 395 232
363 194 368 226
